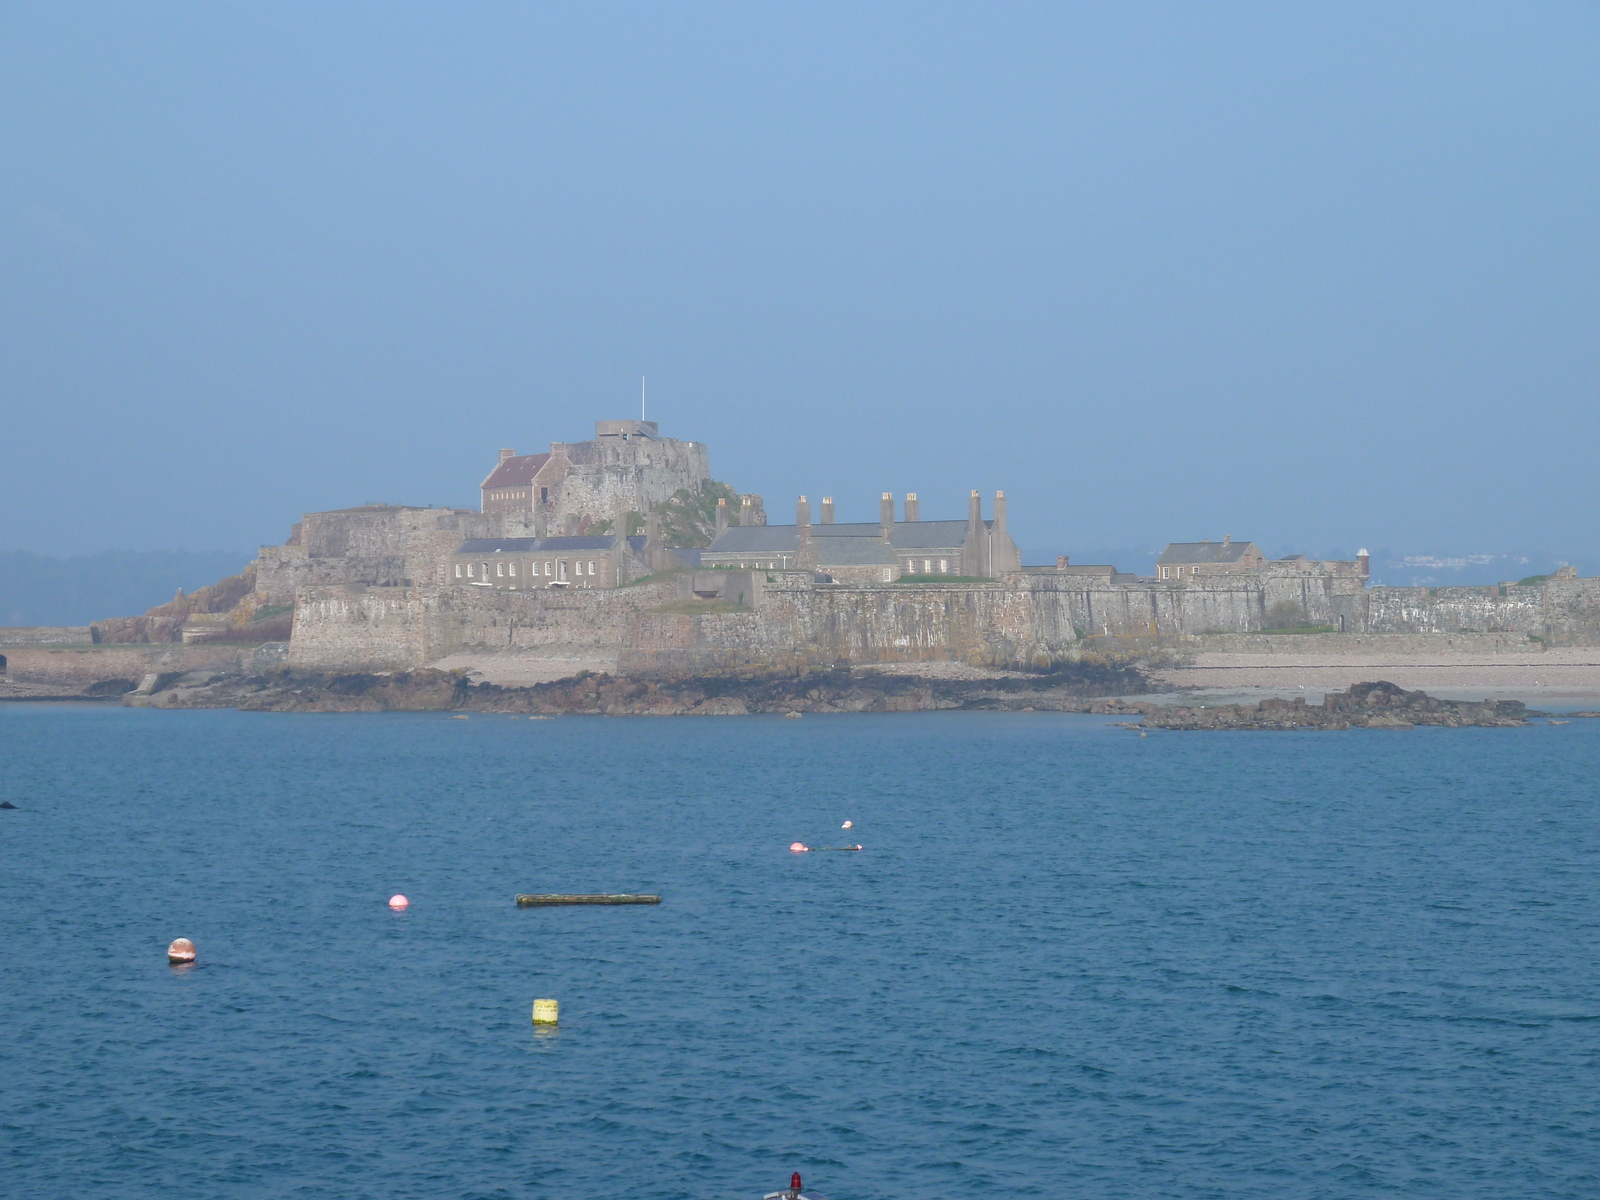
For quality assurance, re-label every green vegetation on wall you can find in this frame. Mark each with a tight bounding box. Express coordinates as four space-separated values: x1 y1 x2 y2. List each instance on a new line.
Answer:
655 480 743 548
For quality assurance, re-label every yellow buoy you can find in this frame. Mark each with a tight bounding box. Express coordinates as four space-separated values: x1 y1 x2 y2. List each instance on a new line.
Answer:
532 998 559 1025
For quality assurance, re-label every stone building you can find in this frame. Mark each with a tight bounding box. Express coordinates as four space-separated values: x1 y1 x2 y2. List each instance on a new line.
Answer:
448 535 652 591
479 419 711 533
1156 537 1267 580
699 491 1021 581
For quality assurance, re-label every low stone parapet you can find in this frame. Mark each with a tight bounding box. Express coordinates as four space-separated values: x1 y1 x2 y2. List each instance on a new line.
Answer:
0 626 95 648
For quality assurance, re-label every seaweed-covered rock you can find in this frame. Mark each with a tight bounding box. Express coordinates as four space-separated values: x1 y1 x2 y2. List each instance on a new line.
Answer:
1141 681 1527 731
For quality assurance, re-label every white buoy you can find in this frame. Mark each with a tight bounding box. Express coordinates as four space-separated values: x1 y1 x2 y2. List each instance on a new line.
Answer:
167 937 196 964
532 998 559 1024
389 894 409 910
841 820 852 829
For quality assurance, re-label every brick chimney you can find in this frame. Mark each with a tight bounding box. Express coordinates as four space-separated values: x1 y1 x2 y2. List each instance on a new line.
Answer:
796 495 810 527
715 497 728 534
821 496 835 524
880 492 895 533
1358 548 1370 577
993 491 1008 537
499 448 515 463
1223 534 1231 547
904 493 919 523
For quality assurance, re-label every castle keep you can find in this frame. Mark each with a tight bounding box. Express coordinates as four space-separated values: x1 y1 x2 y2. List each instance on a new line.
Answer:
479 419 710 536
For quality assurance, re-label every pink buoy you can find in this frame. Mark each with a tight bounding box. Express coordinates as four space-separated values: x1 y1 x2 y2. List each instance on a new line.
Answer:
841 820 852 829
388 894 409 910
167 937 196 964
789 842 809 853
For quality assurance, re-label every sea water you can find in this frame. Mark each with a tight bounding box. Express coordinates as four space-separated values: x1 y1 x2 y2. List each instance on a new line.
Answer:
1 705 1597 1199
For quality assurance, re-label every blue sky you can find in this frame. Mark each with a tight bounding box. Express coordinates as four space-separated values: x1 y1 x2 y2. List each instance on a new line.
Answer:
2 3 1596 566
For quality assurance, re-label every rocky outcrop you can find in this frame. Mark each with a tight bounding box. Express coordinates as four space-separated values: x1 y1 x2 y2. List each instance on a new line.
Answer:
92 567 260 644
122 661 1153 715
1139 680 1530 730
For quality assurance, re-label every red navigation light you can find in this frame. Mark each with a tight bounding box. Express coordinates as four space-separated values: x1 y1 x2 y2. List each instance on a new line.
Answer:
791 1172 802 1191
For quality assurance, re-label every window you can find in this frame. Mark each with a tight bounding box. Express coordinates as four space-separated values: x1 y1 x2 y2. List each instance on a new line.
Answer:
923 559 931 574
587 561 596 575
544 561 552 575
455 563 463 578
509 562 517 576
882 568 893 582
496 562 505 577
939 559 948 573
467 563 475 578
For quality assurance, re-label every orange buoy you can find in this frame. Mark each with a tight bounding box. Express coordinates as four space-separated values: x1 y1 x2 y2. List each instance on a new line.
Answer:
789 842 809 853
388 894 409 910
167 938 196 964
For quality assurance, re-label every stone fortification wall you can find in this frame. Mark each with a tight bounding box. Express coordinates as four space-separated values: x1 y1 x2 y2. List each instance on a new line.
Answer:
289 574 1085 675
554 438 710 528
256 507 496 603
621 575 1083 674
1015 573 1366 640
285 570 1600 677
4 643 251 688
1542 577 1600 646
1183 631 1539 656
0 626 94 647
288 581 680 671
1366 585 1544 636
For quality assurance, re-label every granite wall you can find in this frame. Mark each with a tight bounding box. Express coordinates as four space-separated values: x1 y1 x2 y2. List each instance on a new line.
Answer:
276 569 1600 677
0 626 95 647
1366 584 1545 636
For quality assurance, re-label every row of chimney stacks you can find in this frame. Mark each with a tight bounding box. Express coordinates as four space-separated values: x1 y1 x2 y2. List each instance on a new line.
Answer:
794 492 1002 528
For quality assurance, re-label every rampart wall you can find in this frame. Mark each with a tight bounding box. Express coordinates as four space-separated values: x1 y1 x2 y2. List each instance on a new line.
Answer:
1542 577 1600 646
3 643 255 688
1366 585 1545 635
0 626 94 647
256 507 496 603
267 570 1600 678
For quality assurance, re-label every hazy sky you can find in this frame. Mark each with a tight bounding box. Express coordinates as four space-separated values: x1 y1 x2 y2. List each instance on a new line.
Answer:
3 3 1596 564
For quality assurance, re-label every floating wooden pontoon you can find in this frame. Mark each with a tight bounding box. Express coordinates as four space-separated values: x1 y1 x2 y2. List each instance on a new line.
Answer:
514 893 661 906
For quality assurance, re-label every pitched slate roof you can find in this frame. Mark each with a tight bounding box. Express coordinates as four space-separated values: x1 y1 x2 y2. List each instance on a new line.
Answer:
890 520 979 549
1157 540 1260 566
480 453 552 490
812 536 896 565
705 525 802 554
457 536 617 553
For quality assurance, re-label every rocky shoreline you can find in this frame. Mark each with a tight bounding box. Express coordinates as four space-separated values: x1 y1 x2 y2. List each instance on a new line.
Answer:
3 666 1556 728
1136 680 1536 730
117 661 1154 715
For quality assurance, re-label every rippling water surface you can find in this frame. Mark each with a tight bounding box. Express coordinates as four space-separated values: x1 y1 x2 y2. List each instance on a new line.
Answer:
2 706 1598 1199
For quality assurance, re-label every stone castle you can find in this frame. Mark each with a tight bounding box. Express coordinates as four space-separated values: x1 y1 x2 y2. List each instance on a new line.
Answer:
10 413 1592 690
213 415 1600 677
